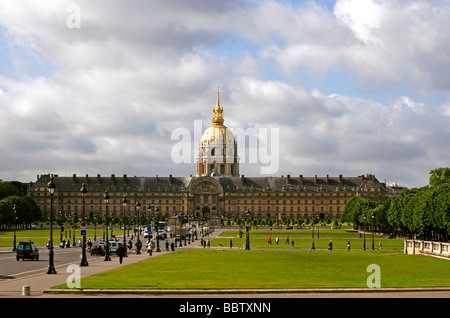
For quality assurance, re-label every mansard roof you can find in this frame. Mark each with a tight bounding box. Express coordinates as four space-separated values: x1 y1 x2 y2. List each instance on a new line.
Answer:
29 173 386 194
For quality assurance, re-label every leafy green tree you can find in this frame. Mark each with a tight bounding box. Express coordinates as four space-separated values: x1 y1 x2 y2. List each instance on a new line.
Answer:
429 167 450 187
0 182 20 200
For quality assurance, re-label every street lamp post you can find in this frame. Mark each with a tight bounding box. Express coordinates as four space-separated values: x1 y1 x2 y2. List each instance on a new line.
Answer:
103 191 111 261
12 205 17 251
122 195 128 249
155 206 160 252
245 209 251 250
135 200 141 254
317 215 320 239
363 213 367 251
371 211 375 251
47 176 57 274
80 183 89 267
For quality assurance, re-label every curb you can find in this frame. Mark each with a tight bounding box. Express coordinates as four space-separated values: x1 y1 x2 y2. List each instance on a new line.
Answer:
44 287 450 295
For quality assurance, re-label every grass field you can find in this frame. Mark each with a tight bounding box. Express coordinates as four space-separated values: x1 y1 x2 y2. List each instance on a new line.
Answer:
56 249 450 290
214 229 404 250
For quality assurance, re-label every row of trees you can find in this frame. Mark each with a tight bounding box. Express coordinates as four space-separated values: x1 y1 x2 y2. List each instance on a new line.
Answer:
342 168 450 242
0 182 41 230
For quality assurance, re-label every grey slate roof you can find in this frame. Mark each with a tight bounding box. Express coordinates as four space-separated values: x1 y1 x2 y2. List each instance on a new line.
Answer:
29 173 387 193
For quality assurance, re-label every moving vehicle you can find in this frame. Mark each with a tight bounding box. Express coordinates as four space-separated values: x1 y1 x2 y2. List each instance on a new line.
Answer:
90 243 105 256
16 241 39 261
108 241 119 254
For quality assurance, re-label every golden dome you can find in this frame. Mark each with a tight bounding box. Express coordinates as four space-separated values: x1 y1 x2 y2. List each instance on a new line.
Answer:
200 125 236 146
200 89 236 146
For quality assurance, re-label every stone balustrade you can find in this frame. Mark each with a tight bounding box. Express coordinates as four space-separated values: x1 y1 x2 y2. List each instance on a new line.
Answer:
405 240 450 258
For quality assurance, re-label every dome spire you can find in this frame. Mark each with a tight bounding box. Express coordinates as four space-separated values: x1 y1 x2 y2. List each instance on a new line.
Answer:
212 87 224 125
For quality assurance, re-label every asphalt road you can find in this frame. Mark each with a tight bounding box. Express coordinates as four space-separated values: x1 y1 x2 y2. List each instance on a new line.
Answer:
0 244 107 280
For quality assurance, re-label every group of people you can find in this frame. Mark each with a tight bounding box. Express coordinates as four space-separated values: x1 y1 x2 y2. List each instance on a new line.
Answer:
116 238 178 264
267 236 295 249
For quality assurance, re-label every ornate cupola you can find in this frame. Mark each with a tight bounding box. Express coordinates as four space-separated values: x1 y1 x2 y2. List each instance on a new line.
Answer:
196 89 239 177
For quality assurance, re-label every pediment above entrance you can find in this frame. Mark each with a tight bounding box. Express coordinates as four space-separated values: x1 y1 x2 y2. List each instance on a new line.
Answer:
188 176 224 196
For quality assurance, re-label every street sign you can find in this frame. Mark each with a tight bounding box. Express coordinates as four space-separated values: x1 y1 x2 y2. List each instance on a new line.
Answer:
147 225 152 234
81 229 87 236
80 221 87 229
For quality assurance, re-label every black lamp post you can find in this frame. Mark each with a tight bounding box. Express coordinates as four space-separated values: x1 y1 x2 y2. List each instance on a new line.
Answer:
363 213 367 251
317 214 320 239
135 199 141 254
155 206 160 252
12 205 17 251
47 175 57 274
245 209 251 250
103 191 111 261
371 211 375 251
122 195 128 249
80 183 89 267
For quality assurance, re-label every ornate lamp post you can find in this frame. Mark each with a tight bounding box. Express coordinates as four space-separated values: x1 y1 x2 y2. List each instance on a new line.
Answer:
244 208 251 250
122 195 128 249
317 214 320 239
135 199 141 254
103 191 111 261
80 183 89 267
47 176 57 274
363 213 367 251
371 211 375 251
12 205 17 251
155 206 160 252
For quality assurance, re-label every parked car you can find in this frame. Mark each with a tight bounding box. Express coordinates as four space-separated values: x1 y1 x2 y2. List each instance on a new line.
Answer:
90 243 105 256
16 241 39 261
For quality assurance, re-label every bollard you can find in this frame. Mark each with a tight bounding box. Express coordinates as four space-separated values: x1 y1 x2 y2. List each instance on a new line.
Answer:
22 285 31 296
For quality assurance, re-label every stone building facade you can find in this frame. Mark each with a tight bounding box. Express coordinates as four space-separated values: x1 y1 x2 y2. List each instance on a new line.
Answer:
27 92 388 224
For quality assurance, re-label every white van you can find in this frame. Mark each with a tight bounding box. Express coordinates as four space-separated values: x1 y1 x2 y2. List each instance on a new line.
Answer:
108 241 119 254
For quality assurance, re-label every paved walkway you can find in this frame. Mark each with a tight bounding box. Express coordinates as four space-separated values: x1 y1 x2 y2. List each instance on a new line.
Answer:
0 232 210 298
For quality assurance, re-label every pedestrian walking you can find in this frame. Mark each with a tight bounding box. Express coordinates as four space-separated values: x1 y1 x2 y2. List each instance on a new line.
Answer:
147 241 154 256
117 243 126 264
379 241 382 250
165 240 169 251
328 240 333 250
230 239 233 249
207 239 210 248
347 241 351 251
268 237 272 245
311 242 315 251
285 236 290 244
170 241 175 251
275 237 279 245
291 240 295 249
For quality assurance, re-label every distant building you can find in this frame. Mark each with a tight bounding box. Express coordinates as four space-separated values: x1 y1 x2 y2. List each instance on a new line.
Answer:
386 182 408 198
27 91 388 224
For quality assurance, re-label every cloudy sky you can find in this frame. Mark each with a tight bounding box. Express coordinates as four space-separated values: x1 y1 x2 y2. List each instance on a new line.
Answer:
0 0 449 188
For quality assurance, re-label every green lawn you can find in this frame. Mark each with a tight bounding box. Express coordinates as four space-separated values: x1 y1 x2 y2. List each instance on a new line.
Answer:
215 229 404 250
55 249 450 290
